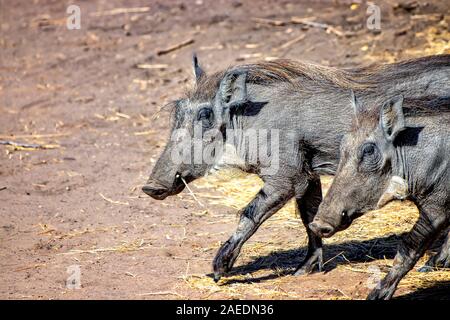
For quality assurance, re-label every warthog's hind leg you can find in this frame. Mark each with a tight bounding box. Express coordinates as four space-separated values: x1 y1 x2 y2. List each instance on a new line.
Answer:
418 230 450 272
294 177 324 275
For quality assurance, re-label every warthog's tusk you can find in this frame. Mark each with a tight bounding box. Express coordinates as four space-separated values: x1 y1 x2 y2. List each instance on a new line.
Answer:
376 176 408 209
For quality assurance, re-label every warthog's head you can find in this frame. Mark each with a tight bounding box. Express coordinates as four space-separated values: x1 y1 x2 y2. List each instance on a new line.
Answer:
310 92 409 238
142 55 249 200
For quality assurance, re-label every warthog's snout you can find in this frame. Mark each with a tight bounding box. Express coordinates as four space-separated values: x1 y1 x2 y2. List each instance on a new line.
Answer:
142 174 189 200
142 180 172 200
309 220 335 238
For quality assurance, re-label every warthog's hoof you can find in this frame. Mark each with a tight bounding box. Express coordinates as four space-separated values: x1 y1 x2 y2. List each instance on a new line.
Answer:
417 253 449 272
294 249 323 275
212 263 229 283
367 286 395 300
213 240 238 283
213 273 222 283
212 266 228 283
294 263 318 276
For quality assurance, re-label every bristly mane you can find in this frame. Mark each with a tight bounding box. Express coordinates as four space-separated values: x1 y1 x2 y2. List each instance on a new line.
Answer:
188 55 450 102
189 59 372 101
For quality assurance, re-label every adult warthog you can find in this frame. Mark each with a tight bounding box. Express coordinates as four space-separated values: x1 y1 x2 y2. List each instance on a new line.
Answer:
311 93 449 299
142 54 450 281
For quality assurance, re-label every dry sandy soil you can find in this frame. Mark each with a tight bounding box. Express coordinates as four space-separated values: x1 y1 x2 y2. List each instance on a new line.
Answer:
0 0 449 299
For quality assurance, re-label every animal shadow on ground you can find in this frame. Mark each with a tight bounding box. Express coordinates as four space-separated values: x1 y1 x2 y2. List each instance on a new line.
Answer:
395 281 450 300
212 234 403 285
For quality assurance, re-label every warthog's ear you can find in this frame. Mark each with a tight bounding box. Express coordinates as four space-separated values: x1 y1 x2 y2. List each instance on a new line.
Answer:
379 95 405 142
192 53 205 82
214 70 248 127
217 70 248 109
350 90 364 125
350 90 364 114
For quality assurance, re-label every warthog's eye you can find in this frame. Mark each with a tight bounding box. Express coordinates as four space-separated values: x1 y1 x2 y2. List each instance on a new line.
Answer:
197 107 214 129
359 142 381 172
362 143 375 156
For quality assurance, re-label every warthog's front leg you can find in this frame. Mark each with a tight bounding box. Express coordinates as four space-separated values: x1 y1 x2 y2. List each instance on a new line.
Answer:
294 177 324 275
213 179 294 282
367 208 449 300
418 230 450 272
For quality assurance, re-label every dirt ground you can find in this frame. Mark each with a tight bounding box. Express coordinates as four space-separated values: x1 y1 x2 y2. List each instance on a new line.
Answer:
1 0 449 300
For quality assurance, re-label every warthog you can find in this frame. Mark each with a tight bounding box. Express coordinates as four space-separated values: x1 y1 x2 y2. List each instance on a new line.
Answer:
142 54 450 281
310 93 450 299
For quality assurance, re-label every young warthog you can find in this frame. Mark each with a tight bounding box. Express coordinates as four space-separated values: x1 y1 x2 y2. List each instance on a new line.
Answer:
142 54 450 281
311 93 450 299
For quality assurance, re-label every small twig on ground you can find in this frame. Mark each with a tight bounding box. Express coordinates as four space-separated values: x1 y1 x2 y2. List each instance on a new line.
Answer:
184 261 190 279
0 133 69 139
290 17 328 29
172 256 210 261
60 243 157 255
323 251 345 267
115 111 130 119
251 17 287 26
0 140 59 150
133 130 156 136
135 64 168 70
99 193 130 206
336 288 350 299
0 140 41 148
20 98 51 110
278 34 306 50
343 266 385 274
0 187 7 191
410 13 443 21
252 16 345 37
341 254 351 264
90 7 150 17
156 39 194 56
136 291 184 298
291 17 344 37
